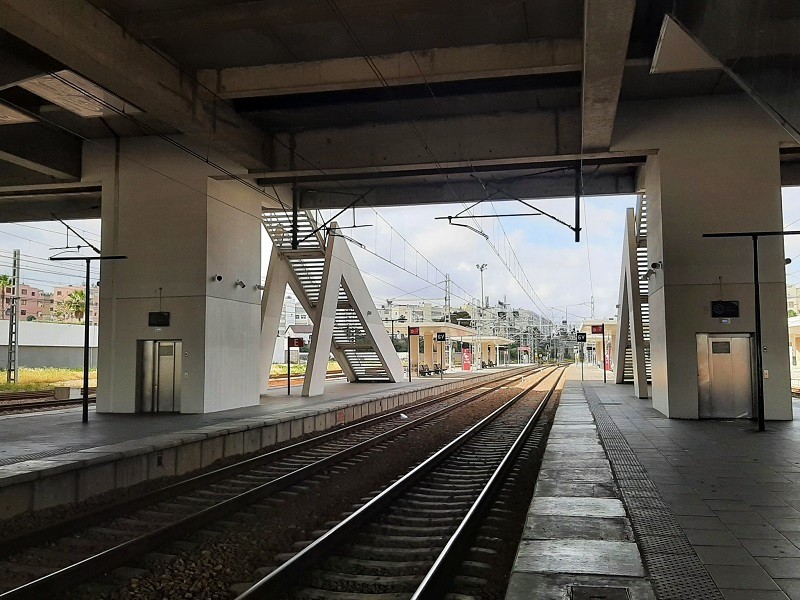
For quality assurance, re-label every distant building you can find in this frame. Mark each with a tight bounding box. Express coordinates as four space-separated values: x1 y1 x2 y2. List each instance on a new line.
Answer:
54 285 100 324
286 324 313 346
1 283 53 321
277 291 311 334
789 284 800 315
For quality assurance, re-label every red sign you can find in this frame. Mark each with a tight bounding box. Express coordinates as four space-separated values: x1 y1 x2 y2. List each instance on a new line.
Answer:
591 325 604 334
288 337 304 348
462 347 472 371
408 326 420 335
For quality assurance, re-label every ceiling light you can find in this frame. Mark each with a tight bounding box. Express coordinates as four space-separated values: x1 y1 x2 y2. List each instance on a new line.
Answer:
20 70 140 118
0 103 35 125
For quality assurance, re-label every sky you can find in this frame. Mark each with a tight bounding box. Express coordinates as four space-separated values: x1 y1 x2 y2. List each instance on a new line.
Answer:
4 187 800 325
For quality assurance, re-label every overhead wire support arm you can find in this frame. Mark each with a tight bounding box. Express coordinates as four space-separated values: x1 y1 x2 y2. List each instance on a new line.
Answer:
51 212 102 254
474 178 578 233
297 188 374 245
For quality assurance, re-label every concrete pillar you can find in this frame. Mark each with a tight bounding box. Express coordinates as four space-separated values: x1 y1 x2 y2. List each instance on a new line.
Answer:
86 137 262 413
616 96 792 419
410 334 420 376
423 331 434 368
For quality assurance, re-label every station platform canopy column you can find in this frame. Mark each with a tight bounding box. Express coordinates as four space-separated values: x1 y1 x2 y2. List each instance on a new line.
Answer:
86 137 265 414
614 96 793 420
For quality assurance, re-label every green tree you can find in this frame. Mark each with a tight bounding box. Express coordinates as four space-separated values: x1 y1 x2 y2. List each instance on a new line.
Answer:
0 274 11 319
790 309 798 318
59 289 87 323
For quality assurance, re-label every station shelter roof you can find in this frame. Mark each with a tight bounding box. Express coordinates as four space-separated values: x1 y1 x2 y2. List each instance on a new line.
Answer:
405 322 478 338
579 320 618 338
464 335 515 346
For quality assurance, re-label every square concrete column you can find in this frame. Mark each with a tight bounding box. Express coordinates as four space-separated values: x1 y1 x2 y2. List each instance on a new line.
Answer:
423 331 434 368
616 96 792 419
84 137 263 413
409 335 420 376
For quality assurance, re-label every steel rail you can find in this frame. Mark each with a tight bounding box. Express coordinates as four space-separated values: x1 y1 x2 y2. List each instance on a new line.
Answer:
412 367 566 598
0 397 96 412
236 367 562 599
0 366 546 599
0 365 536 558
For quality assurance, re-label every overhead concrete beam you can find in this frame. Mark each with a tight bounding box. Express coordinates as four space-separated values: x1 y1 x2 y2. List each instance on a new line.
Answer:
198 39 582 99
581 0 637 151
253 151 646 184
0 181 100 222
0 0 271 169
270 109 581 173
135 0 515 38
0 123 81 180
298 170 636 209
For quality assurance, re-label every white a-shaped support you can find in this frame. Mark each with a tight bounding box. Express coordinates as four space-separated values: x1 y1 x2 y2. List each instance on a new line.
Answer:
303 229 403 396
614 207 649 398
259 225 403 397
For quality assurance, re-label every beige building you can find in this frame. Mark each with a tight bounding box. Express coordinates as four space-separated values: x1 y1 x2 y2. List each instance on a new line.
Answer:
788 284 800 316
54 285 100 324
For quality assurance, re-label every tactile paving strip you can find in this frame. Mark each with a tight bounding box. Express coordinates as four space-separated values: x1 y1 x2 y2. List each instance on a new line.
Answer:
585 387 724 600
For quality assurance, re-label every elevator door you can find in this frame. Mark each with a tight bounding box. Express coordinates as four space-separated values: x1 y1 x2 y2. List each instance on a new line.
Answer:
697 334 753 418
139 340 182 413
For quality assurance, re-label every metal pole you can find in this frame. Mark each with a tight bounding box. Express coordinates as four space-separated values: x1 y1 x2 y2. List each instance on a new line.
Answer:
408 327 412 383
581 342 584 381
82 259 90 424
6 249 20 383
753 235 765 431
574 163 581 243
287 337 291 396
440 340 443 380
602 323 607 384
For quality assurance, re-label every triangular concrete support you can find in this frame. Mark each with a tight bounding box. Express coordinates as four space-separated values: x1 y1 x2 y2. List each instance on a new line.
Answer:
614 207 649 398
303 228 403 396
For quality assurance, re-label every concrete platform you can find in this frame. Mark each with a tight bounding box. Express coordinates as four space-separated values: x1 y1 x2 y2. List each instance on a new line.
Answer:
583 367 800 600
506 371 656 600
511 363 800 599
0 367 525 520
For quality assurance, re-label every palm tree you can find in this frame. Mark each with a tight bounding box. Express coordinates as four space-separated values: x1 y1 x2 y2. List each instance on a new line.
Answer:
0 274 11 320
60 289 87 323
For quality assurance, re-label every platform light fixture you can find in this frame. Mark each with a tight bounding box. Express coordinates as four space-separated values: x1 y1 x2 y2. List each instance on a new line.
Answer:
20 70 141 118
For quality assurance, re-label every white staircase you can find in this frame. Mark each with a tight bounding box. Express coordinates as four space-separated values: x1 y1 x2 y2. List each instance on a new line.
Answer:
620 196 652 384
262 209 392 382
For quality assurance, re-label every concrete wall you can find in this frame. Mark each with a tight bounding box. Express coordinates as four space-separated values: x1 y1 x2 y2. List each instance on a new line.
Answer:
84 137 262 414
615 96 793 419
0 321 99 368
0 347 98 369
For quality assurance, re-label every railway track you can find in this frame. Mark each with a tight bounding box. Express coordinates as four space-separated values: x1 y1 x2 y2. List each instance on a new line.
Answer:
0 365 544 598
0 396 97 413
236 366 565 600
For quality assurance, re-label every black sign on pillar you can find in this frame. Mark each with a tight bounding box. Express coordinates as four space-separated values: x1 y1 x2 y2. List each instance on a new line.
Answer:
576 333 587 342
711 300 739 318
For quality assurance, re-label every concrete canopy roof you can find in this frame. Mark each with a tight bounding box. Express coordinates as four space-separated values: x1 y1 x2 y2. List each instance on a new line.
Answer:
407 322 478 337
465 335 515 346
1 0 799 219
